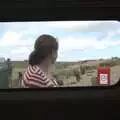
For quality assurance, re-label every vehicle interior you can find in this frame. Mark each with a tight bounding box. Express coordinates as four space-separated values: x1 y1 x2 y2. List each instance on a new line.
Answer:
0 0 120 120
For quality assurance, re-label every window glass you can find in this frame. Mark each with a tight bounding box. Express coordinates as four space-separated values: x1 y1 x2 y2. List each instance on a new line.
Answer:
0 21 120 88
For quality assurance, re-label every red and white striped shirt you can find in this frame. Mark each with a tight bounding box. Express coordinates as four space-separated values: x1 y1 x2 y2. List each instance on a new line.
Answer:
21 65 58 88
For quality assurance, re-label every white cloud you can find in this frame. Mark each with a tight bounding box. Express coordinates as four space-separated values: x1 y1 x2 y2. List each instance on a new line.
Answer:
9 46 33 61
1 32 120 61
57 55 112 62
47 21 120 32
58 36 120 53
0 31 34 60
0 21 120 61
47 21 95 30
0 32 21 46
47 21 120 41
0 31 34 47
0 22 55 38
11 47 31 54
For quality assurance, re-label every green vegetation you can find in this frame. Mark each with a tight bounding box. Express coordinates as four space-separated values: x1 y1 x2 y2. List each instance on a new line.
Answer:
80 66 86 75
99 59 120 67
11 57 120 87
12 61 28 69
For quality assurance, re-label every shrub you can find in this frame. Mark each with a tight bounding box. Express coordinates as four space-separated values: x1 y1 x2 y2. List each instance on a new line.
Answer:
87 73 92 76
55 62 72 69
53 74 59 80
99 60 119 67
56 80 64 85
111 57 119 60
70 81 77 84
91 66 97 69
53 73 66 82
84 66 93 71
80 66 85 75
73 69 81 82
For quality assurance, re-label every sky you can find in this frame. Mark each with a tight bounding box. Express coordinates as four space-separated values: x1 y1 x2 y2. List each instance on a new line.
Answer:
0 21 120 61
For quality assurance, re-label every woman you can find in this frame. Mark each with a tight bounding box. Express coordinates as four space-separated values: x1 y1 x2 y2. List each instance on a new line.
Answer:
21 34 59 88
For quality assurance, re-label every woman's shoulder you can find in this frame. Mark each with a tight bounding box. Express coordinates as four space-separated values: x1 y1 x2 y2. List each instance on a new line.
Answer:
33 65 48 79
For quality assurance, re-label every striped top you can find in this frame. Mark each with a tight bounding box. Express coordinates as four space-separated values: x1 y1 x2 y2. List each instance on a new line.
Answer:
21 65 58 88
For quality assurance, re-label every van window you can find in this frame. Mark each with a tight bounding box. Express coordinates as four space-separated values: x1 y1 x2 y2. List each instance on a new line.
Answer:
0 21 120 88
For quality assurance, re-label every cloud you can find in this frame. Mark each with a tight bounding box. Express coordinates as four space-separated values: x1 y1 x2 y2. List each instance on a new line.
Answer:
0 31 34 60
1 31 120 61
10 47 32 60
0 22 56 37
0 21 120 61
47 21 94 30
1 21 120 34
11 46 31 55
0 31 34 47
47 21 120 41
47 21 120 32
1 21 120 41
58 36 120 53
0 32 21 46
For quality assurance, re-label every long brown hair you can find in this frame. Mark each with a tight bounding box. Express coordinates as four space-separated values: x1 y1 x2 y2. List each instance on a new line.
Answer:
29 34 58 66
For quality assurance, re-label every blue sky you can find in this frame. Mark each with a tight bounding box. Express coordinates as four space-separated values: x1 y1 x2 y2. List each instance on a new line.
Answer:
0 21 120 61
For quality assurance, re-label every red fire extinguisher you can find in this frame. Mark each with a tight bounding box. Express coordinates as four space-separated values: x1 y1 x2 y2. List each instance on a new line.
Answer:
97 67 111 85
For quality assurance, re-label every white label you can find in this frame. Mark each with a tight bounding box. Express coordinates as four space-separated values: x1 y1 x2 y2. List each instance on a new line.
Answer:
100 74 108 84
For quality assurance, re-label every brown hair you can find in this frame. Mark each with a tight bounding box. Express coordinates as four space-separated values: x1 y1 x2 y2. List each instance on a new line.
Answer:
28 34 58 66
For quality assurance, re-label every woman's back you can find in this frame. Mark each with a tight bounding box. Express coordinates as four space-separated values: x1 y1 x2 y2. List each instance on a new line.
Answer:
22 65 58 88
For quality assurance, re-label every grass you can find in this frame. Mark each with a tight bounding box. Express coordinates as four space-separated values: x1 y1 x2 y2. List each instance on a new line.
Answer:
10 57 120 87
12 68 25 79
12 61 28 68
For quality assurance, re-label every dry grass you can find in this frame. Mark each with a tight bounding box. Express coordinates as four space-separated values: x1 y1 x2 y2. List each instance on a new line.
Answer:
63 76 77 85
11 58 120 88
11 67 26 88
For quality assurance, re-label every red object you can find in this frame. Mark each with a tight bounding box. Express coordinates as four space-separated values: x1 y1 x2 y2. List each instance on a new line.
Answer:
97 67 110 85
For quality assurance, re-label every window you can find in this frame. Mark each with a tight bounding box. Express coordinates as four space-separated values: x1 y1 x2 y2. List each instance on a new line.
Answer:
0 21 120 88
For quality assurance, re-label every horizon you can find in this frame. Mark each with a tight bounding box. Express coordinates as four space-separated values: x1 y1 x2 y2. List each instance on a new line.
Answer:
0 21 120 62
10 56 117 62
